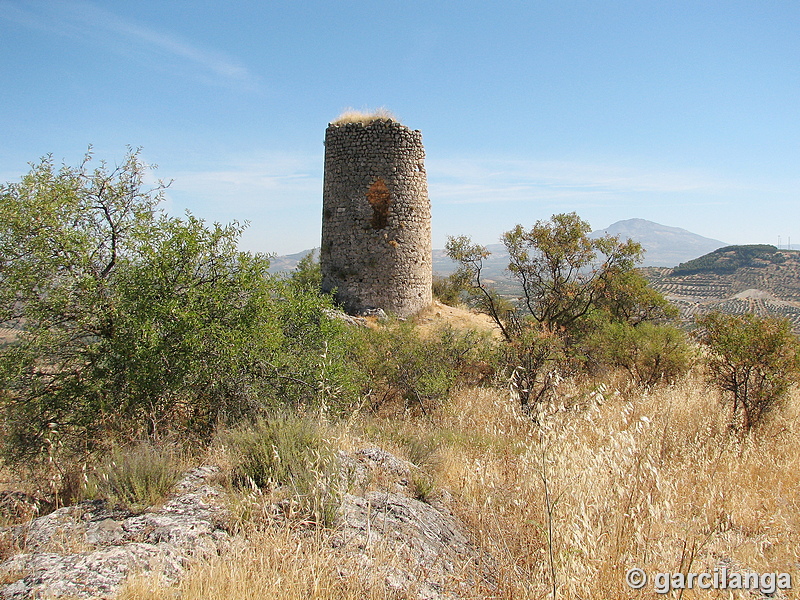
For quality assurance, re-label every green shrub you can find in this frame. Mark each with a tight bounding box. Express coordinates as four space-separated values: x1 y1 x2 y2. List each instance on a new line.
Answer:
354 322 496 414
287 250 322 294
0 150 362 464
223 414 340 525
695 312 800 431
582 320 692 387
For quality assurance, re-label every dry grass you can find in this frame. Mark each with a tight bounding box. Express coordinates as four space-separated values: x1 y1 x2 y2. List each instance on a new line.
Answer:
10 368 800 598
423 374 800 598
414 300 503 339
330 107 397 125
118 526 403 600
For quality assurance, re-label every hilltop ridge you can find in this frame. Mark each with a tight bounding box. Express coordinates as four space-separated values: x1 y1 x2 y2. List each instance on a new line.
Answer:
644 246 800 330
589 218 726 267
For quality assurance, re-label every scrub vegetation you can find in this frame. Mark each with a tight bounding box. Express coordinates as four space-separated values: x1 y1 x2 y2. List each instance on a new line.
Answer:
1 150 799 598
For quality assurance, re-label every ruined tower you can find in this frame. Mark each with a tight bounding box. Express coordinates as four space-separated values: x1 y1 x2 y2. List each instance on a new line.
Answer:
320 117 432 317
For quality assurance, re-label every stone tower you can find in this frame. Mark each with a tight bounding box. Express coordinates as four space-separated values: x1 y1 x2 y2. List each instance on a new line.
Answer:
320 117 432 317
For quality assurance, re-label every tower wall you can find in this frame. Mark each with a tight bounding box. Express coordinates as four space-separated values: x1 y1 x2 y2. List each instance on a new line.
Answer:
320 119 432 317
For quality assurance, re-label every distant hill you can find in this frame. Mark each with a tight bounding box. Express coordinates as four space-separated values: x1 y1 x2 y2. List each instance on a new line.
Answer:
268 248 317 273
273 219 726 280
589 218 727 267
644 246 800 331
671 244 783 275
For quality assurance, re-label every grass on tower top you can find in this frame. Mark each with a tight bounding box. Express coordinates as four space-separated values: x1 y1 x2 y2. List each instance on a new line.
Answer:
331 107 398 125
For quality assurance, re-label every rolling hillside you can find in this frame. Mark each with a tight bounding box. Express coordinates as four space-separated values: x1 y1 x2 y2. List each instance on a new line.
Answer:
643 245 800 329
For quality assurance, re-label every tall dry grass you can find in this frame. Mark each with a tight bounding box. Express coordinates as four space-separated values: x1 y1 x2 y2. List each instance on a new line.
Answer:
118 526 398 600
428 373 800 598
114 370 800 598
330 107 397 125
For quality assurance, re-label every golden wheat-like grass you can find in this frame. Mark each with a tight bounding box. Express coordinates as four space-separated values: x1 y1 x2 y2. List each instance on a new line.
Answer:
110 371 800 598
330 107 397 125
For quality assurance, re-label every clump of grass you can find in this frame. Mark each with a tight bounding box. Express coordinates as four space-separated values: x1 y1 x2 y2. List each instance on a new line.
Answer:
330 107 397 125
222 414 341 525
86 441 185 512
400 434 441 501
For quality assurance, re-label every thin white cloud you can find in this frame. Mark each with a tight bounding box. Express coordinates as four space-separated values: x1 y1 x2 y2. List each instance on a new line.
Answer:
0 1 258 89
427 157 778 205
166 153 322 212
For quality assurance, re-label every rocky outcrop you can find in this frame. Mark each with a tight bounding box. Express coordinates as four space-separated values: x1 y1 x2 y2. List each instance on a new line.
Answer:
335 447 489 599
0 465 228 599
1 450 487 600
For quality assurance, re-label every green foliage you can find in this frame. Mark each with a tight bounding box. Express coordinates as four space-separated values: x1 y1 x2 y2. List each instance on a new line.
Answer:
695 312 800 431
592 269 678 325
673 245 780 275
287 250 322 294
223 414 340 525
447 213 649 339
432 270 471 306
86 441 184 512
582 319 692 387
355 322 495 414
446 212 682 407
0 150 361 464
502 213 644 333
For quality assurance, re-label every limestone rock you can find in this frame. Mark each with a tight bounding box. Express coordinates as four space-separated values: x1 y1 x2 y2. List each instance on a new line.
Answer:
0 466 228 599
334 447 490 599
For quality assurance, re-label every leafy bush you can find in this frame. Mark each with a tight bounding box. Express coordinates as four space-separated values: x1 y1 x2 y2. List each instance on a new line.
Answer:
223 414 340 525
355 322 497 415
582 320 692 387
0 150 361 464
287 250 322 294
695 312 800 431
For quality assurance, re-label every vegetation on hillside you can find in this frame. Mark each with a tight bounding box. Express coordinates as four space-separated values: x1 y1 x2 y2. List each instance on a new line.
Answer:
1 151 800 598
673 244 783 275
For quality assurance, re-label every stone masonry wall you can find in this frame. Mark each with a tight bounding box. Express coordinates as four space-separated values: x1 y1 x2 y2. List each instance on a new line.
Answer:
321 119 432 317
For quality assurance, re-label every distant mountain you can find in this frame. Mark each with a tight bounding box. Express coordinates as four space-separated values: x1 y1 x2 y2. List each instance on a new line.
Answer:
268 248 317 273
590 218 727 267
270 219 725 276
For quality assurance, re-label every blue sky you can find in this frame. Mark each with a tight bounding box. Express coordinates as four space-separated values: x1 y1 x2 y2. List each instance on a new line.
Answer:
1 1 798 255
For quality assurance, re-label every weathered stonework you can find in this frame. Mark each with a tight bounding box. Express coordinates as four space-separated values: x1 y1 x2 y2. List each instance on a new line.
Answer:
321 119 432 317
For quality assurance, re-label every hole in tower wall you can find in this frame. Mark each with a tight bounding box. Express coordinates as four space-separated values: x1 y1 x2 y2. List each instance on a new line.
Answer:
366 177 391 230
